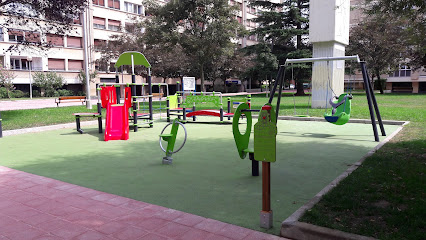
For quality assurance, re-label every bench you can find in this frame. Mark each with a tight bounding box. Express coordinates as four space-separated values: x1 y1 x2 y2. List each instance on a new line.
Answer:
73 112 102 134
152 93 164 98
392 87 413 93
55 96 86 107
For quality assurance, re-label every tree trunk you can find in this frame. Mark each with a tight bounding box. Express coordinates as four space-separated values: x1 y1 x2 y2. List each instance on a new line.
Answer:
200 64 205 92
294 82 306 96
376 69 384 94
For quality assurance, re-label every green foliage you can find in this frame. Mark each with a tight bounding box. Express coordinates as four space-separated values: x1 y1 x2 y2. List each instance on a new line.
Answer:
57 89 74 96
363 0 425 68
32 72 65 97
10 90 26 98
0 64 16 99
32 90 41 98
347 14 406 94
77 69 98 86
247 0 311 95
144 0 244 90
0 87 8 98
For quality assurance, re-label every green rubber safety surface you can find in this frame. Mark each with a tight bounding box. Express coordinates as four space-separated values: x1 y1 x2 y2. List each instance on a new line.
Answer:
0 118 400 235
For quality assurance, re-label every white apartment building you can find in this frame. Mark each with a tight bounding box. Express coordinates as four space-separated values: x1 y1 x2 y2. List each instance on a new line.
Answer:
0 0 262 96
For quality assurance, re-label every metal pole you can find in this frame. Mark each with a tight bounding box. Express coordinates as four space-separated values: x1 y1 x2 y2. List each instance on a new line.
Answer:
82 5 92 109
0 111 3 138
365 71 386 136
360 62 379 142
29 60 32 99
148 68 153 126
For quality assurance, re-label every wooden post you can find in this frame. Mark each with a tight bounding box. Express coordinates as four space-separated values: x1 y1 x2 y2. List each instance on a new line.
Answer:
260 162 273 229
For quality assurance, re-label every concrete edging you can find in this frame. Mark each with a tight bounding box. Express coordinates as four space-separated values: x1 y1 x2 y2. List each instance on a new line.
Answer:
280 121 409 240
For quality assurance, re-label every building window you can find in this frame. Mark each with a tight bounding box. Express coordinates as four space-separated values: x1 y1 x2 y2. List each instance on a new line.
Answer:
390 65 411 77
68 60 83 71
108 0 120 10
73 14 81 25
0 28 3 41
8 29 24 42
67 36 82 48
26 32 40 43
8 29 40 43
48 59 65 70
95 59 108 72
10 58 32 70
124 2 142 14
108 19 121 31
236 16 242 24
93 17 106 29
93 0 105 6
46 34 64 46
94 39 106 51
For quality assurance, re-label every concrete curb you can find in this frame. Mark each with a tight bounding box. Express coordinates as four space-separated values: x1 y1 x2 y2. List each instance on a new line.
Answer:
280 121 408 240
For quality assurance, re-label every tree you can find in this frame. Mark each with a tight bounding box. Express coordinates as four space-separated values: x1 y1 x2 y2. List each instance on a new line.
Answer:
364 0 425 68
0 64 16 99
144 0 244 91
208 49 254 92
347 15 407 94
243 43 278 91
249 0 311 95
33 72 64 97
77 69 98 90
0 0 88 50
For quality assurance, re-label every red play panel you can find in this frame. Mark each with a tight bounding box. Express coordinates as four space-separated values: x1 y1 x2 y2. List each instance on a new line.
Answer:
186 110 234 118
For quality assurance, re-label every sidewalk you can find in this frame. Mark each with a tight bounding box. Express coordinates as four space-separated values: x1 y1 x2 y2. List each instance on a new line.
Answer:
0 98 88 111
0 166 286 240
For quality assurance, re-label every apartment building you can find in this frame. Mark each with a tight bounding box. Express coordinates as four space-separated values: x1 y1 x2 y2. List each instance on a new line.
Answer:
0 0 263 97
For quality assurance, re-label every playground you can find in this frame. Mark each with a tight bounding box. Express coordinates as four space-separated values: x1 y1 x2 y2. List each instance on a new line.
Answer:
0 116 400 235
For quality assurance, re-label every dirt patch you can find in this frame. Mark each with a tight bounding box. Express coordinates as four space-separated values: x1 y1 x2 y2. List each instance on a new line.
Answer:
372 200 391 208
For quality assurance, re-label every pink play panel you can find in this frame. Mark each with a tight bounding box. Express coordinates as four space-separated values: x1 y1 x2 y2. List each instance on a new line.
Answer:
0 166 286 240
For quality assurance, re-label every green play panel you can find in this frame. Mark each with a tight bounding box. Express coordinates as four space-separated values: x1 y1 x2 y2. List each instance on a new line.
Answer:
0 118 400 235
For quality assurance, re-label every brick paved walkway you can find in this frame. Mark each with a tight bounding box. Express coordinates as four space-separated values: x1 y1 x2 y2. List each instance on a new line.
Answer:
0 166 286 240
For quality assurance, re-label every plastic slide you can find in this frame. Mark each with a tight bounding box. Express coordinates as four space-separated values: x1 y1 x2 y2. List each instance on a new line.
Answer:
104 103 129 141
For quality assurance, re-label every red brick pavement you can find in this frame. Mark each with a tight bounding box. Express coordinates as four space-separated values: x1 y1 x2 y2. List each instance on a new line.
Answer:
0 166 286 240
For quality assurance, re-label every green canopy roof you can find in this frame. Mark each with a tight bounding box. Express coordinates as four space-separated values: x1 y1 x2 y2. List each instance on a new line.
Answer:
114 51 151 68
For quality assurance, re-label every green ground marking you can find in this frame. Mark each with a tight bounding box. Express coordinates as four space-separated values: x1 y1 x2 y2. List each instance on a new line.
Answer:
0 118 400 235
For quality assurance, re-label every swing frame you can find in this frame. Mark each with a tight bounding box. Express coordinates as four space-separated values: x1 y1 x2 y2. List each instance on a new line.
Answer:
269 55 386 142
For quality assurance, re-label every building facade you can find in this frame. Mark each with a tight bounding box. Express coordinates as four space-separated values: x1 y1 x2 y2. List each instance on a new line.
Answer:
0 0 262 97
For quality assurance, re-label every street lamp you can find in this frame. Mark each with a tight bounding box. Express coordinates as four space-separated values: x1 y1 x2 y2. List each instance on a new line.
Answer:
27 56 33 99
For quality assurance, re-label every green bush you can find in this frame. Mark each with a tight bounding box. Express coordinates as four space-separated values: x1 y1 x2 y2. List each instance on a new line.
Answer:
32 90 41 98
57 89 74 96
33 72 64 97
11 90 26 98
77 91 85 96
0 87 8 98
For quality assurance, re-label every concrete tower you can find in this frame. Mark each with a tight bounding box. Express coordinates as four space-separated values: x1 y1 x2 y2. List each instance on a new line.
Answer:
309 0 350 108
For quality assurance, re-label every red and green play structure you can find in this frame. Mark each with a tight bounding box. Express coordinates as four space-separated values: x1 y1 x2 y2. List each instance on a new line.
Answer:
73 51 154 141
166 91 250 123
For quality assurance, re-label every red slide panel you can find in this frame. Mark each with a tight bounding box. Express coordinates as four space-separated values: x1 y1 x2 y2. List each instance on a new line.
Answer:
104 104 129 141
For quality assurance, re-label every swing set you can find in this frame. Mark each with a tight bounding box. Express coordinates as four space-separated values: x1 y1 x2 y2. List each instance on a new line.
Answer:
285 55 386 142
